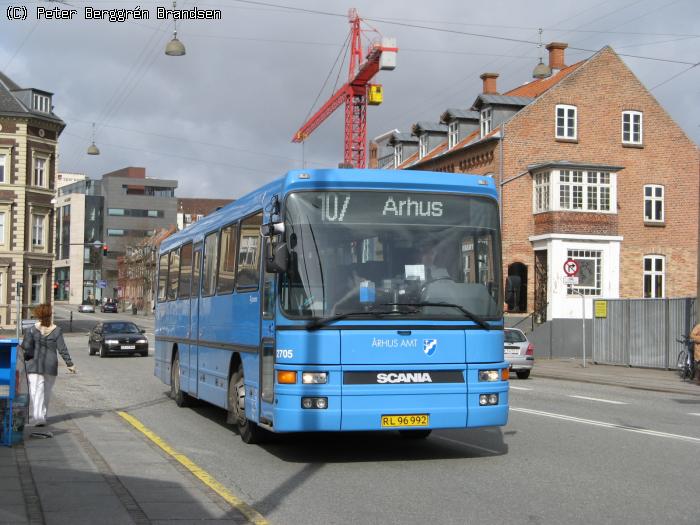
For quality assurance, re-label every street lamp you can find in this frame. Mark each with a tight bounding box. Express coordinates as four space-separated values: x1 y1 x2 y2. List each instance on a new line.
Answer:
87 122 100 155
532 29 552 80
165 1 186 56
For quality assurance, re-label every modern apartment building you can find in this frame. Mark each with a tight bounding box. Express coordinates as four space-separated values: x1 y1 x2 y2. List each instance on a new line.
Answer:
54 178 104 304
0 70 65 328
99 167 177 298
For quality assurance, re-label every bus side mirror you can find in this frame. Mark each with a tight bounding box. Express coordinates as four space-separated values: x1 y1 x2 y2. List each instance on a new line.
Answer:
266 243 289 273
260 222 285 237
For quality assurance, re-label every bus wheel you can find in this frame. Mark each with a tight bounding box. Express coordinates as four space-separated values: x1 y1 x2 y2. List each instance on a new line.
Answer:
227 367 264 444
171 353 190 407
398 429 432 439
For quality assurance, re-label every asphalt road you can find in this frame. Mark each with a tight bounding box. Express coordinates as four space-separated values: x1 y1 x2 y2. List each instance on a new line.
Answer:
51 304 700 524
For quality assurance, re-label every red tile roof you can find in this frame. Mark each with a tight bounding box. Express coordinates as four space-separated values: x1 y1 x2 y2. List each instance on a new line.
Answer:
505 61 585 98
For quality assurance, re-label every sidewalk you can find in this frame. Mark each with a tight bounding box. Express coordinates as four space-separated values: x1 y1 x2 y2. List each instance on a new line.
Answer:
533 358 700 397
2 361 698 524
0 397 251 525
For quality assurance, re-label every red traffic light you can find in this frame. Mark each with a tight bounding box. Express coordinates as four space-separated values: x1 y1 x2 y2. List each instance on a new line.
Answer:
102 244 109 255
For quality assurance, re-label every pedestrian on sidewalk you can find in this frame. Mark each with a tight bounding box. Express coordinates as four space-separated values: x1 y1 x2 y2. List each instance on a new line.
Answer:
20 304 76 426
690 322 700 385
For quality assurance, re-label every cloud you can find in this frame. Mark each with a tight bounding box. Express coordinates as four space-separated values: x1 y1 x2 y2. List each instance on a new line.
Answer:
2 0 696 198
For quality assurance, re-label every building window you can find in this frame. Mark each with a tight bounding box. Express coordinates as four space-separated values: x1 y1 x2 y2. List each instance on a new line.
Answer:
533 172 551 212
555 104 577 139
534 169 616 214
418 135 428 159
31 273 44 304
567 249 602 296
448 121 459 149
393 144 403 167
32 214 45 246
147 210 160 217
480 107 492 137
622 111 642 145
107 229 125 236
33 93 50 113
643 255 664 298
644 184 663 222
108 208 125 216
33 157 46 187
559 170 611 211
0 212 4 244
0 153 5 183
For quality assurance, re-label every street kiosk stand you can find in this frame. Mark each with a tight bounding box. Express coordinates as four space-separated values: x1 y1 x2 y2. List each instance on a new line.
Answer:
0 339 28 446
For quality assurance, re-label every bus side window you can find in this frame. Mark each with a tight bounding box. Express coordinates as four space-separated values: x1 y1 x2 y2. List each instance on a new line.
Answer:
192 247 202 297
157 253 169 302
217 223 238 294
236 212 263 290
168 248 180 301
202 231 219 297
178 242 193 299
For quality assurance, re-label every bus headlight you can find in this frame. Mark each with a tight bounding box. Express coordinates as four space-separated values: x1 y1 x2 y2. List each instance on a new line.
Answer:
301 397 328 409
302 372 328 384
479 370 500 382
479 394 499 406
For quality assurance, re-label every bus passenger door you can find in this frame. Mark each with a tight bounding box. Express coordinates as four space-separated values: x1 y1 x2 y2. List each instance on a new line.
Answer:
259 238 276 425
189 242 203 398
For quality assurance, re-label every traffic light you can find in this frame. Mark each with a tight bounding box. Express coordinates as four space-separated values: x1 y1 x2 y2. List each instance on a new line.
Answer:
102 244 109 256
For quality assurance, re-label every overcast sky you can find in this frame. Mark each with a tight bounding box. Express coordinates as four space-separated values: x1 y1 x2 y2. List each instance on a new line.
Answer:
1 0 698 198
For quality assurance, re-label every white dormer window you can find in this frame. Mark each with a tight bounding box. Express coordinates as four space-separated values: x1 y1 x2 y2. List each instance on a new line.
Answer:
418 135 428 159
622 111 643 145
480 108 492 138
555 104 577 139
33 93 51 113
448 121 459 149
394 143 403 167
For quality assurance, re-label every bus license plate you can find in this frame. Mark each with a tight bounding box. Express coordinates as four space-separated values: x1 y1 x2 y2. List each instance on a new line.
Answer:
121 345 135 350
381 414 429 428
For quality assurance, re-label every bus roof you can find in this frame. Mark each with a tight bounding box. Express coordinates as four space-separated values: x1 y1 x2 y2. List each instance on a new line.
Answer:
160 169 497 252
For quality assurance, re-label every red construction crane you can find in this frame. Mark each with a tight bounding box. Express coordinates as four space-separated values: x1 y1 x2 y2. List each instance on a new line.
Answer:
292 9 397 168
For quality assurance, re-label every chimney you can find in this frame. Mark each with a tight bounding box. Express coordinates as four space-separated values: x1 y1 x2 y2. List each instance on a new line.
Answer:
546 42 568 71
480 72 499 95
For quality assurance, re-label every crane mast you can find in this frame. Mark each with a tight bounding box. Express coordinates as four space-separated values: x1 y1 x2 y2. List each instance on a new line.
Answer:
292 9 397 168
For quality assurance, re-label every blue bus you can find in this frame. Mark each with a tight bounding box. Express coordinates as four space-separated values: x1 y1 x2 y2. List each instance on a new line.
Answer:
155 169 508 443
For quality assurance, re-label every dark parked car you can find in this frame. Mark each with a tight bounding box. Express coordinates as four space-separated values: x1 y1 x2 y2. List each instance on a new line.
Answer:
101 301 118 313
88 321 148 358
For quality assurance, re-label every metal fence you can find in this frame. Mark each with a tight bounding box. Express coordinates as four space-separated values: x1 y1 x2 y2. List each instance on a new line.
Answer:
592 297 696 369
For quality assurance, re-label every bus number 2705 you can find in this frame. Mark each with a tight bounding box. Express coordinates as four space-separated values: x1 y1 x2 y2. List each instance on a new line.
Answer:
276 349 294 359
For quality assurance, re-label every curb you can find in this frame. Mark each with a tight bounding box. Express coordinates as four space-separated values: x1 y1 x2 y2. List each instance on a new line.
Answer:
533 371 700 397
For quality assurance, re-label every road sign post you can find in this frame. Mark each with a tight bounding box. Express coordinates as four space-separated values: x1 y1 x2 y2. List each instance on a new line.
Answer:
563 258 586 368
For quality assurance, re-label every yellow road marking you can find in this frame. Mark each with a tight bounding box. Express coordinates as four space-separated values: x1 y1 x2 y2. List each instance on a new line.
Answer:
117 411 269 525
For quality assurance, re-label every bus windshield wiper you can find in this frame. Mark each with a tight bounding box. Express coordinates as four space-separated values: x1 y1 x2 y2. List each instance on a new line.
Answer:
397 302 492 330
306 304 419 330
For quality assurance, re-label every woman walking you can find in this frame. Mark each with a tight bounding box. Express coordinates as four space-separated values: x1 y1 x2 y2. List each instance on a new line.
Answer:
21 304 76 426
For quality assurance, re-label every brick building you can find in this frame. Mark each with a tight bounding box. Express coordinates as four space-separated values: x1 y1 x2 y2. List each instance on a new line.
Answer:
0 71 65 328
176 197 233 230
373 44 699 330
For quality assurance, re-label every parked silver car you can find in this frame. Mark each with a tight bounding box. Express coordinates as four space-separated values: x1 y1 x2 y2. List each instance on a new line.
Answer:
504 328 534 379
78 302 95 313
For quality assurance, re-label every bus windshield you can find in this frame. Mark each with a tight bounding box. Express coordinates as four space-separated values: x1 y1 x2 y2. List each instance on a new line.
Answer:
281 190 502 321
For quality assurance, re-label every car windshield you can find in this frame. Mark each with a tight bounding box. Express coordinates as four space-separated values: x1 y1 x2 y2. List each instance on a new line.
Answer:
103 323 140 334
281 191 502 320
505 330 527 343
